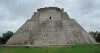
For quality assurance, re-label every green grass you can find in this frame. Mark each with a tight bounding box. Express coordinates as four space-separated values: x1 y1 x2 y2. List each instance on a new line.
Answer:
0 44 100 53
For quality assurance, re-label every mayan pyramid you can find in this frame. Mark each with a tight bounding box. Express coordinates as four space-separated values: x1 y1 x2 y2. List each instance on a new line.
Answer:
6 7 96 46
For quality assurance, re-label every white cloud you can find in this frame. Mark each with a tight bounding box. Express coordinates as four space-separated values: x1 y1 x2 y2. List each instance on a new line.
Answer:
41 0 56 7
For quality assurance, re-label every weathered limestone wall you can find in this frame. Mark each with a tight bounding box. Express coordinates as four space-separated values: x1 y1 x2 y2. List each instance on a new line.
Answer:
62 19 96 44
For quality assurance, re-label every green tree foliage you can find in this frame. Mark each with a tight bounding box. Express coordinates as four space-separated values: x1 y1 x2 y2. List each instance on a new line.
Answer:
0 37 3 44
0 31 14 44
89 31 100 43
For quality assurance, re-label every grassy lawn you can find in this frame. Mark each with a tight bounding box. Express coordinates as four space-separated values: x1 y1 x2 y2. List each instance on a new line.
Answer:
0 44 100 53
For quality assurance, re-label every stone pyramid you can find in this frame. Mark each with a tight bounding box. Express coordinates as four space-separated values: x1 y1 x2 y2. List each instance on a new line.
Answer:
6 7 96 46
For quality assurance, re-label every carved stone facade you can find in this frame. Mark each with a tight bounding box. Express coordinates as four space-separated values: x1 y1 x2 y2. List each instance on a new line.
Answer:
6 7 96 46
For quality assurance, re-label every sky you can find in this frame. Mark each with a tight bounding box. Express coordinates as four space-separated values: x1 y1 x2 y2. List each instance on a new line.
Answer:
0 0 100 36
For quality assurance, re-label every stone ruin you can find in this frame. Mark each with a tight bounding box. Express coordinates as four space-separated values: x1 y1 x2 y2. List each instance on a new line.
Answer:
6 7 96 46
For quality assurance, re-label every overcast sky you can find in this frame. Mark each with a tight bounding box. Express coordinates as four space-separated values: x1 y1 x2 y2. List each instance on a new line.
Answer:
0 0 100 36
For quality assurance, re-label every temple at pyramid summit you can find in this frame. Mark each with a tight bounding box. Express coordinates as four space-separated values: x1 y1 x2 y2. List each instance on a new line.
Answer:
6 7 96 46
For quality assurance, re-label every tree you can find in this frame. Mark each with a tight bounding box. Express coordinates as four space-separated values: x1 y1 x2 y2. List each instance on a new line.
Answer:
0 37 3 44
89 31 100 43
96 32 100 42
0 31 14 44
